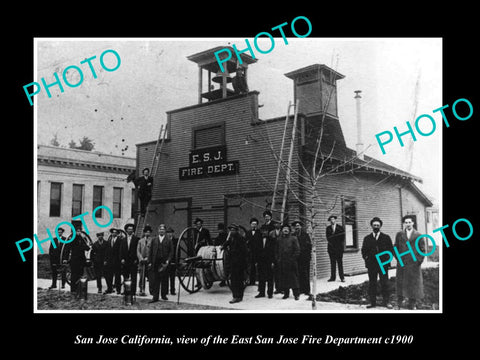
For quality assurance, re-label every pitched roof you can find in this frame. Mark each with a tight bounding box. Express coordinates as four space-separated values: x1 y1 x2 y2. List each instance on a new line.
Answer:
302 113 423 183
303 143 432 206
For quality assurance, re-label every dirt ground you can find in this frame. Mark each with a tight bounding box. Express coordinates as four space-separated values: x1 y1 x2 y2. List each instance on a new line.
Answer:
37 288 230 310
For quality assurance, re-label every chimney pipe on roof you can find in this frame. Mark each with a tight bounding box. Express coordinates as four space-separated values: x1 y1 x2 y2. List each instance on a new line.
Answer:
354 90 364 160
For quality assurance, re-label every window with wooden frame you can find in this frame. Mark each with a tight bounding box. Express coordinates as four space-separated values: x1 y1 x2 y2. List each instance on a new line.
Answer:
49 182 62 217
72 184 84 217
342 197 358 249
93 185 104 217
113 187 123 218
192 121 225 149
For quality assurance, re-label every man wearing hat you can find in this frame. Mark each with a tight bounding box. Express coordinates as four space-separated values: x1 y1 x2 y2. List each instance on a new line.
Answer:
268 219 283 294
221 224 248 304
292 220 312 296
193 218 211 251
166 227 178 295
137 225 152 296
263 210 275 233
104 228 122 294
91 232 108 293
48 227 67 289
119 223 140 295
276 223 301 300
135 167 154 217
68 220 92 293
214 223 228 247
148 224 173 302
326 215 345 282
245 217 261 286
361 217 394 308
253 225 276 298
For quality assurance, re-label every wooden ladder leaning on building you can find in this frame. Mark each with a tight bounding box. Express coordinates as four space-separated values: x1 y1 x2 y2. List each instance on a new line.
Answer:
270 99 299 224
135 123 168 237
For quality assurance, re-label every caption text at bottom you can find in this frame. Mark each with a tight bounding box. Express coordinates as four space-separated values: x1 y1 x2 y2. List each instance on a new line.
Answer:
75 334 414 346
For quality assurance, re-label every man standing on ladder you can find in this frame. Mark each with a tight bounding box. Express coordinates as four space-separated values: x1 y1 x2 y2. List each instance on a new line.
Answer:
135 168 154 217
131 124 167 235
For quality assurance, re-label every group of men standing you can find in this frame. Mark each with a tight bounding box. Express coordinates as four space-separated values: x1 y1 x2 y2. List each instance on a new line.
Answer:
48 221 179 303
229 212 426 309
48 209 427 310
361 214 426 310
48 220 91 293
94 223 178 303
321 213 426 310
215 210 313 304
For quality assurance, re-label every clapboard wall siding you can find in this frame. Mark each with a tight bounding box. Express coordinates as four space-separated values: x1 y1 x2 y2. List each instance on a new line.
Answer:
137 92 430 278
137 93 303 232
309 172 429 278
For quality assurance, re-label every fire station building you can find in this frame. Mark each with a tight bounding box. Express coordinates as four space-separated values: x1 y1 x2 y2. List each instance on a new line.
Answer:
136 47 433 279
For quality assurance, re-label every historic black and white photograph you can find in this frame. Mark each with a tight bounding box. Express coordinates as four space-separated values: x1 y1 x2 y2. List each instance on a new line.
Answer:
34 38 442 312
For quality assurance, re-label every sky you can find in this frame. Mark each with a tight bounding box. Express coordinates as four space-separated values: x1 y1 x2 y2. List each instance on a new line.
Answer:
35 38 442 202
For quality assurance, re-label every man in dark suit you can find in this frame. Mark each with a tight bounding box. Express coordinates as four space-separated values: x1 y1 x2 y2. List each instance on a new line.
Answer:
135 168 153 216
119 223 140 295
104 228 122 294
245 217 262 286
221 224 248 304
253 225 276 298
193 217 211 251
48 227 67 289
269 220 283 294
214 223 228 247
67 221 91 293
293 220 312 295
148 224 173 302
166 227 178 295
91 232 108 293
215 223 228 287
326 215 345 282
361 217 394 308
276 223 300 300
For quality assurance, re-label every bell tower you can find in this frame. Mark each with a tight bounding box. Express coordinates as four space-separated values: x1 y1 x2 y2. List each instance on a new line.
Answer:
285 64 347 149
187 46 257 104
284 64 344 119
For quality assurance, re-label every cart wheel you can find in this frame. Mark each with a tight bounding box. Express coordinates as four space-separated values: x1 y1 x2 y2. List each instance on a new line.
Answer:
176 227 201 294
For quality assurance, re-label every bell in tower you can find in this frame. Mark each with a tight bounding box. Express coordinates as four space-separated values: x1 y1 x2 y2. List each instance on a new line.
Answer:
187 46 257 103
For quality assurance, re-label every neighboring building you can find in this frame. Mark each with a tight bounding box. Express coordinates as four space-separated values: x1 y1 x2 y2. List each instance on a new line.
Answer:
36 145 136 254
136 46 433 278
